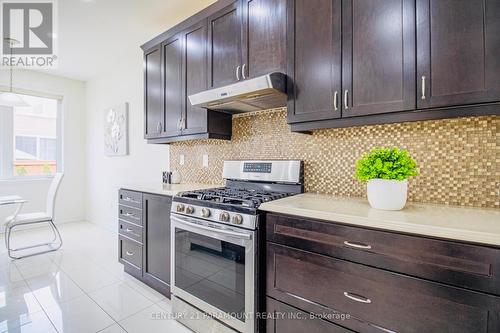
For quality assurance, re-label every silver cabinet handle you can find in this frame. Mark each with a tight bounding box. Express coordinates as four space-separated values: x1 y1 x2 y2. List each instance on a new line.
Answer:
177 118 182 131
181 117 185 131
123 197 140 204
236 65 241 81
344 292 371 304
156 122 162 134
125 251 134 256
242 64 247 80
125 228 134 233
421 76 426 100
343 241 372 250
344 90 349 110
334 91 338 111
122 212 139 220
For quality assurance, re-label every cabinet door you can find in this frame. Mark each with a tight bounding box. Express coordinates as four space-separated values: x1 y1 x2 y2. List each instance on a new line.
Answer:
144 45 163 139
417 0 500 109
342 0 415 117
208 1 243 88
163 35 183 137
182 20 209 136
287 0 342 123
142 194 172 296
242 0 286 79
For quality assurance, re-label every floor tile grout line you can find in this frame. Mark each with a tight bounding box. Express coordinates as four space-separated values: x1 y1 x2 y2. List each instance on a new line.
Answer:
2 222 178 333
45 252 153 332
14 249 121 332
14 257 61 333
43 258 123 332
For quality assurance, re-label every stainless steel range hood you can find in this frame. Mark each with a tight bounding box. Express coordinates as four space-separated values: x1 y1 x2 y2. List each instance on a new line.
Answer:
188 72 287 113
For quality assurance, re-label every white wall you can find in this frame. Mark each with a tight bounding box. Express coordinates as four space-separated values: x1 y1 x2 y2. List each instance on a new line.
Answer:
0 70 86 229
85 63 169 231
84 0 216 231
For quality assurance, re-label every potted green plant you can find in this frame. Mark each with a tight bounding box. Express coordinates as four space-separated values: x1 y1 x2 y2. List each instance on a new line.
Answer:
355 147 418 210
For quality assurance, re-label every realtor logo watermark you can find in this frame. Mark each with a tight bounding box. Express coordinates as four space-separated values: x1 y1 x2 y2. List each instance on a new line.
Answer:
1 0 58 68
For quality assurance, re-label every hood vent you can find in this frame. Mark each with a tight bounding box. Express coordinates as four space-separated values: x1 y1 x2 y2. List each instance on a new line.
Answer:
188 72 287 113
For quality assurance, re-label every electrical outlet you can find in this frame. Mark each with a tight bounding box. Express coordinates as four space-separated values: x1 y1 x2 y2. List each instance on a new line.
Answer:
180 154 185 166
203 154 209 168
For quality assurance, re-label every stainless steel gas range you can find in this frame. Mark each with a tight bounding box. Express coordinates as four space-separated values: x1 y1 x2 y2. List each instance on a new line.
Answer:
170 160 304 333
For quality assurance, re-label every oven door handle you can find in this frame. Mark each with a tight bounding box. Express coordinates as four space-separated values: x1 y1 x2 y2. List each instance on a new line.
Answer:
171 216 252 240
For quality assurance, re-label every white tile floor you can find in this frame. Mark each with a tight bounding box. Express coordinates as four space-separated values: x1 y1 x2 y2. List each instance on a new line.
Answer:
0 221 193 333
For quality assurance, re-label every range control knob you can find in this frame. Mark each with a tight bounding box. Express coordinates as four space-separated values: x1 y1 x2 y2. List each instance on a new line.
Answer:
185 206 195 214
176 204 185 212
219 211 230 222
201 208 211 218
232 214 243 225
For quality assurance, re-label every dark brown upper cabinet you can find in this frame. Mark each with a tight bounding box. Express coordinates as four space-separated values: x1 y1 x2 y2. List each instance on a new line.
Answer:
208 0 287 88
208 1 243 88
417 0 500 109
182 20 209 136
142 18 232 144
144 45 163 139
287 0 342 124
242 0 287 79
143 0 500 135
162 34 184 137
342 0 416 117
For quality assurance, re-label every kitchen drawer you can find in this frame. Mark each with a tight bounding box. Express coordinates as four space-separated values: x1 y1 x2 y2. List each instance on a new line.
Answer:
119 189 143 209
119 236 143 271
266 297 353 333
119 205 142 226
266 213 500 296
119 219 143 244
267 243 500 333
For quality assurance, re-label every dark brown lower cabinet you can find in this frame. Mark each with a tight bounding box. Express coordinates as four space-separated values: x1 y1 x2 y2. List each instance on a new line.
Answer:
142 193 172 296
266 213 500 333
118 189 172 297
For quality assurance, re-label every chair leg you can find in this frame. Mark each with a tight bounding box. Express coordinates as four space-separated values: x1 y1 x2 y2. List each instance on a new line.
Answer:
6 220 63 260
5 225 11 254
49 220 63 250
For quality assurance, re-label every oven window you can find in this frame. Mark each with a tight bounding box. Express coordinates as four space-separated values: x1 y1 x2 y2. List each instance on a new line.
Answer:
175 228 246 321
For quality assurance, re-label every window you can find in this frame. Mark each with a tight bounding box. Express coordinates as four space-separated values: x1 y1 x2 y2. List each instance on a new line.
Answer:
0 92 62 179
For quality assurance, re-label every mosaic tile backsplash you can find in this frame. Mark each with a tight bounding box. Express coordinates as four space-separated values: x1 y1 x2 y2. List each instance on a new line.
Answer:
170 108 499 208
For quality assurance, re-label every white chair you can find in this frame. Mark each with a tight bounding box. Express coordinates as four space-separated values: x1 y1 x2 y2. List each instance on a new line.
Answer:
4 173 64 259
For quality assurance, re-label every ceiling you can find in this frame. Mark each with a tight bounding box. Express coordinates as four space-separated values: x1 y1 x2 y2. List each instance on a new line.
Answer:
40 0 216 81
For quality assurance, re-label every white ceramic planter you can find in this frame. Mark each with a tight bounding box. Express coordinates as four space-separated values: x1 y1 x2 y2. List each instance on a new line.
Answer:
367 179 408 210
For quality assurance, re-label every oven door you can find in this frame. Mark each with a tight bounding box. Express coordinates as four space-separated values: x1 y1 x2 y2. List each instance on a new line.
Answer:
171 214 256 333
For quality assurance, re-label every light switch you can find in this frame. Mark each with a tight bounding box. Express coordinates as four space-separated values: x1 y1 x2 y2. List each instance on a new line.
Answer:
203 154 209 168
180 154 185 166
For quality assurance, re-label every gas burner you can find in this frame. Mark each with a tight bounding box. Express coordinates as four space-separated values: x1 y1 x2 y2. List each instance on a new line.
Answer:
172 160 304 230
177 187 292 208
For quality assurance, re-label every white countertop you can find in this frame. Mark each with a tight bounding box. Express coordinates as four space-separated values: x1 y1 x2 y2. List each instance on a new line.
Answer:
121 183 218 197
259 193 500 247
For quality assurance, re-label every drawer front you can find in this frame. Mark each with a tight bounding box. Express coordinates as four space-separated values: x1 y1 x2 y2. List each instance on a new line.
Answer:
119 236 143 269
267 213 500 296
267 297 353 333
119 220 143 244
119 189 143 209
267 243 500 333
119 205 142 226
